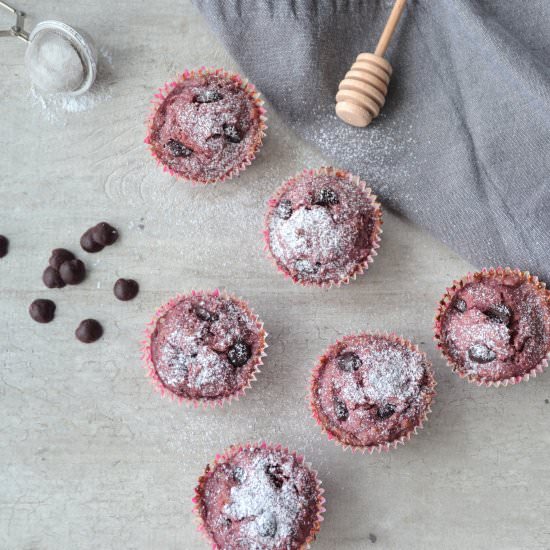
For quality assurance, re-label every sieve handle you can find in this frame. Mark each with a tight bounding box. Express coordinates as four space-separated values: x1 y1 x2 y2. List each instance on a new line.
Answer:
0 0 30 42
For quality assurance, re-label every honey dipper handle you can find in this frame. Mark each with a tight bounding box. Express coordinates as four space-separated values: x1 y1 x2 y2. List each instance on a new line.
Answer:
374 0 408 57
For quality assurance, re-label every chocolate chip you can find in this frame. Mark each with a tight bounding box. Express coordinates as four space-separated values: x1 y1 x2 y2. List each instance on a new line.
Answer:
91 222 118 247
80 229 104 253
337 351 362 372
277 199 293 220
315 187 339 206
42 266 66 288
334 397 349 421
232 466 245 483
113 278 139 301
265 464 284 489
29 299 56 323
195 306 218 322
468 344 496 363
228 341 251 367
195 90 223 103
484 304 512 325
376 403 396 419
258 514 277 538
59 259 86 285
0 235 9 258
369 533 377 543
165 139 192 158
75 319 103 343
48 248 75 270
223 124 241 143
454 298 467 313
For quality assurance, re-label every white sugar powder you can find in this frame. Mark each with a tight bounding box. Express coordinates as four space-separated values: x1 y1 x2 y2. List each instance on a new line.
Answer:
224 455 301 546
270 205 353 264
27 32 84 94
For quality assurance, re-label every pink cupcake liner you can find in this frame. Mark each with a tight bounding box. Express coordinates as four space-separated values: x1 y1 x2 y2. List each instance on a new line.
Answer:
263 166 383 289
145 67 268 185
433 267 550 387
140 289 268 408
192 441 325 549
309 332 436 454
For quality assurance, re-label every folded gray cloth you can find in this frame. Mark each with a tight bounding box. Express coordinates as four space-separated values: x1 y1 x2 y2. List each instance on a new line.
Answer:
195 0 550 280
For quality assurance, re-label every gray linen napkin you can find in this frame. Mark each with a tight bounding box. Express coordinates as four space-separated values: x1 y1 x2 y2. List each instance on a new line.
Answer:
195 0 550 279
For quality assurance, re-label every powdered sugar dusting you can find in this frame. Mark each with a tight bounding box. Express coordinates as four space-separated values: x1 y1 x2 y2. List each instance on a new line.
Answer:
270 206 354 265
224 454 301 546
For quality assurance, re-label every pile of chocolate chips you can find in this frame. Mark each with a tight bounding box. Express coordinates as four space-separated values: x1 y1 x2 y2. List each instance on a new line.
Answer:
28 222 139 343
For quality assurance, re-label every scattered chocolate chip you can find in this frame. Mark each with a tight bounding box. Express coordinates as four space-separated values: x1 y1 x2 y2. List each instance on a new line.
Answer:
195 90 223 103
80 229 104 253
165 139 192 158
48 248 75 270
315 187 339 206
223 124 241 143
113 278 139 301
337 351 362 372
258 514 277 538
484 303 512 325
42 266 66 288
369 533 377 544
195 306 218 322
75 319 103 343
454 298 467 313
59 259 86 285
265 464 284 489
91 222 119 247
545 399 549 404
228 341 251 367
0 235 9 258
468 344 496 363
29 299 56 323
232 466 245 483
277 199 293 220
334 397 349 421
377 403 396 420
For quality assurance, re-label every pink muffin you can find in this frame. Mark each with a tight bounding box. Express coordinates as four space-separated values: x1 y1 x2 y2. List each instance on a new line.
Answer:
146 68 267 183
435 268 550 386
264 167 382 287
142 290 266 406
194 443 324 549
310 333 436 452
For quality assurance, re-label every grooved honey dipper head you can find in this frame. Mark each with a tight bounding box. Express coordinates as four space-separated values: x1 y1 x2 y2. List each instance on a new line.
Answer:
335 53 392 127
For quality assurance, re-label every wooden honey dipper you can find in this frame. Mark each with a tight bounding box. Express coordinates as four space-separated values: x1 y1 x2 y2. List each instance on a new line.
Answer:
335 0 408 127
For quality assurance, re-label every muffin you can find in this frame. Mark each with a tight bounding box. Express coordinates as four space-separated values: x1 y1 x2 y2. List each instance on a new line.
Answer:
434 267 550 385
264 167 382 287
310 333 435 452
146 68 267 183
142 290 266 406
194 442 324 549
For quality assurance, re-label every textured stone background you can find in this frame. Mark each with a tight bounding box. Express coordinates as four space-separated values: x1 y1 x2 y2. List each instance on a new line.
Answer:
1 1 548 549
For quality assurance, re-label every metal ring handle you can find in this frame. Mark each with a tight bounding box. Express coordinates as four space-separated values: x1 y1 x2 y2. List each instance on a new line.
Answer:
0 0 30 42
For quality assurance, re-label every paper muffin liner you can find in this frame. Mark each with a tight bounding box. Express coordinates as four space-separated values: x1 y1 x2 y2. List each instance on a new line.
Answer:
433 267 550 387
140 289 268 408
192 441 325 549
145 67 268 185
309 332 436 454
263 166 383 289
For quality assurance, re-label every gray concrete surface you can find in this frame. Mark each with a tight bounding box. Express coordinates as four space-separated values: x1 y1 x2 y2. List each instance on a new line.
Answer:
1 1 549 549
